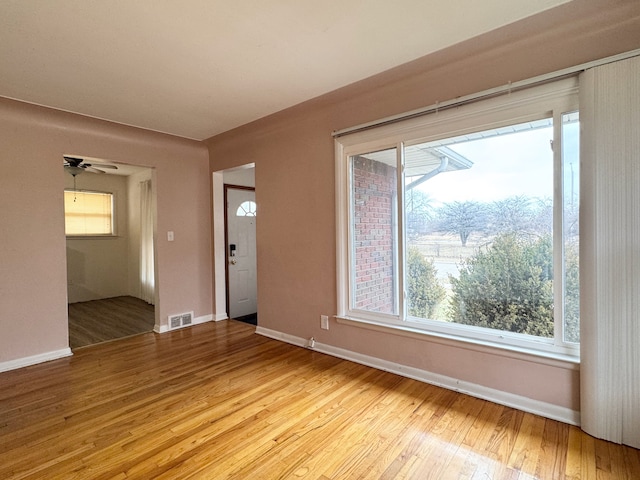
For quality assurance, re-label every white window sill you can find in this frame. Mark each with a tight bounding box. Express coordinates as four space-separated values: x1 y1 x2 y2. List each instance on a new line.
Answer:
335 315 580 370
66 235 119 239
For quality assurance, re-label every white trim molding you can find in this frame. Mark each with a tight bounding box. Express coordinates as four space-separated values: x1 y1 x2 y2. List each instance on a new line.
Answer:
0 348 73 373
336 316 579 370
333 48 640 138
154 313 214 333
334 77 581 359
256 326 580 426
256 326 309 348
195 314 214 324
214 313 229 322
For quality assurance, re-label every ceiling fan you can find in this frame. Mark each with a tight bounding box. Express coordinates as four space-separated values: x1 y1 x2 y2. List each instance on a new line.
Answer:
63 156 118 177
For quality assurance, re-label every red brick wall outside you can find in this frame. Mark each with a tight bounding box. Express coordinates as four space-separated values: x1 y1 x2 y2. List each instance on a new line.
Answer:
351 155 397 314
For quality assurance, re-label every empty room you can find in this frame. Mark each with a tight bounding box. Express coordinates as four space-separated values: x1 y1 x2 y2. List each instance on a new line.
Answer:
1 1 640 478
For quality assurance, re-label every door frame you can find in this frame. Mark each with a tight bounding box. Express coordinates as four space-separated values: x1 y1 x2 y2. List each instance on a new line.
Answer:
64 160 159 346
223 184 256 319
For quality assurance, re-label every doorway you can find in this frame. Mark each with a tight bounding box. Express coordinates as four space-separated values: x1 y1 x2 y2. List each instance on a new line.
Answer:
225 185 257 325
64 157 157 348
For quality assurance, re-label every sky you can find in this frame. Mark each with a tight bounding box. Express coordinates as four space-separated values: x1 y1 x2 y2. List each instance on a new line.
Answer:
411 120 579 205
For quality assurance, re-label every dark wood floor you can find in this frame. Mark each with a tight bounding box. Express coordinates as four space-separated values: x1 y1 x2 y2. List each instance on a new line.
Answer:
68 296 155 349
1 320 639 479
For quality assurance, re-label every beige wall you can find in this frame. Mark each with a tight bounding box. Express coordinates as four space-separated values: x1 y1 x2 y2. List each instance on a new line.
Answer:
0 98 211 365
206 0 640 413
66 166 155 304
65 172 129 303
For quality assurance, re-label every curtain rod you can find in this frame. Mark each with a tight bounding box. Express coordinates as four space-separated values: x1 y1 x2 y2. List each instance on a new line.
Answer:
332 48 640 138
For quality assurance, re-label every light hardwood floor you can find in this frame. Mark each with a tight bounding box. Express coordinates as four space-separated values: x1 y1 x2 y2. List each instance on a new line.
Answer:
1 320 638 479
68 296 155 349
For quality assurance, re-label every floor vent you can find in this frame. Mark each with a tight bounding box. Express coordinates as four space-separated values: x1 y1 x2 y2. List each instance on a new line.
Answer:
168 311 194 330
181 312 193 326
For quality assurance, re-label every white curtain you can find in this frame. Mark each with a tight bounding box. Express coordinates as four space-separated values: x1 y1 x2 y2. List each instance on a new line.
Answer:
140 179 155 305
580 55 640 448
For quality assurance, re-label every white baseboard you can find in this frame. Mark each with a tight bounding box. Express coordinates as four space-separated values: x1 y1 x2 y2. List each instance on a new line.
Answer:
214 313 228 321
154 313 214 333
0 348 73 373
195 314 214 324
256 326 309 347
255 326 580 426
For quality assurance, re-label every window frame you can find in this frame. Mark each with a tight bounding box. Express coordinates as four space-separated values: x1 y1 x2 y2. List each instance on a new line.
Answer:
335 77 580 359
64 189 116 237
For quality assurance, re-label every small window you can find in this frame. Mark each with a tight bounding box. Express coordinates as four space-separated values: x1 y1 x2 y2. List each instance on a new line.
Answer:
236 201 257 217
64 190 114 236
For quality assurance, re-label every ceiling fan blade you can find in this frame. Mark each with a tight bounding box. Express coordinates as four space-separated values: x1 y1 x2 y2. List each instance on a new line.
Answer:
62 155 118 173
63 156 84 167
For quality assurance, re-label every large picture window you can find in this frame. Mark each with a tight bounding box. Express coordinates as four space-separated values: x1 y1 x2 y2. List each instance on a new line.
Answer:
336 78 579 357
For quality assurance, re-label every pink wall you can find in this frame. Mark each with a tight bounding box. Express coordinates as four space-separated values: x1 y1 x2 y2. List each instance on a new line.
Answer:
206 0 640 412
0 98 212 365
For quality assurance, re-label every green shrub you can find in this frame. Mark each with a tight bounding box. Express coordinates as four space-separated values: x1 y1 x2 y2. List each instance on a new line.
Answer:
407 247 445 319
449 234 554 337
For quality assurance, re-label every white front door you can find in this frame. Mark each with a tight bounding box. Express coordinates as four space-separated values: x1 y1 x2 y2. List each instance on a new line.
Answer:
227 188 257 319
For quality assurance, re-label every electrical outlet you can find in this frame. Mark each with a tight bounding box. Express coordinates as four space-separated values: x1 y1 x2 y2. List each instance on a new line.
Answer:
320 315 329 330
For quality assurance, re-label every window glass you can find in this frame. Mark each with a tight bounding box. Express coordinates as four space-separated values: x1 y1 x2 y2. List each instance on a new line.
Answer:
236 200 257 217
64 190 114 235
405 118 556 338
350 148 398 315
562 112 580 343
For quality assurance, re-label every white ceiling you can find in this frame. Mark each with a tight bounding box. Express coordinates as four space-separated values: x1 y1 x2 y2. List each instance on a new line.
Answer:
0 1 569 141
